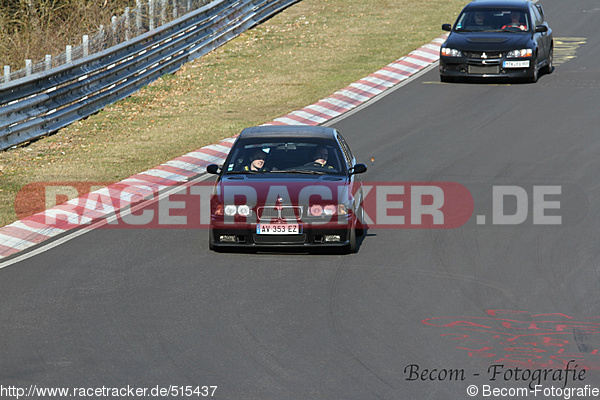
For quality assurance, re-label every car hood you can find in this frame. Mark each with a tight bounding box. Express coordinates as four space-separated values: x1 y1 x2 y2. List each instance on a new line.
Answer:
445 31 532 51
214 173 354 205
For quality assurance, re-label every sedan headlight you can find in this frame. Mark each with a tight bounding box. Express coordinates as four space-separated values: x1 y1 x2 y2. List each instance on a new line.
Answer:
441 48 462 57
323 205 336 216
221 204 252 217
224 205 238 216
237 205 251 216
308 204 349 216
507 49 533 58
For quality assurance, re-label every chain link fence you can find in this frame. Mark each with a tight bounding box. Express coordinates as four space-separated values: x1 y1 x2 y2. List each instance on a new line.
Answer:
2 0 213 84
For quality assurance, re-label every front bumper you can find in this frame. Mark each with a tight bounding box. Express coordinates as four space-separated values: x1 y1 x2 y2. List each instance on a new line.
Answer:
439 56 534 79
210 227 352 249
209 217 353 249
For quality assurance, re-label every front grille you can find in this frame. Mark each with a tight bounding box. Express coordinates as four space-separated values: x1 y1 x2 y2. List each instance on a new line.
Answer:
464 51 503 59
258 206 303 221
468 65 500 74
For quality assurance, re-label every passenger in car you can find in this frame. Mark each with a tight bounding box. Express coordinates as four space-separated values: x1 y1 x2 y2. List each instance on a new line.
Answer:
474 11 486 25
244 149 267 172
472 11 492 31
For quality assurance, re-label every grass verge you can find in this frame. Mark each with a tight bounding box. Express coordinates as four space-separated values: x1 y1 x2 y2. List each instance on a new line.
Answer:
0 0 466 227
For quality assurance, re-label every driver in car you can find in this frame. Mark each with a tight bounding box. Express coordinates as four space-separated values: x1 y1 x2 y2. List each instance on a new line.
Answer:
308 147 335 170
244 149 267 172
502 11 527 30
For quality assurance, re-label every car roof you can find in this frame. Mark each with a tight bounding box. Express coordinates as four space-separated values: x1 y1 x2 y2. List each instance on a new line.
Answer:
464 0 532 10
238 125 338 140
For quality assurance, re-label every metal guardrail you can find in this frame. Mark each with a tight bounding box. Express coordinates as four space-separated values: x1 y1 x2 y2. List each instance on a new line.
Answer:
0 0 300 151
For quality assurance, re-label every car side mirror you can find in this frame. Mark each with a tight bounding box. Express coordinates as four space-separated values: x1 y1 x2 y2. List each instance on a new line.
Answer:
206 164 220 174
442 23 452 32
535 25 548 33
349 163 367 175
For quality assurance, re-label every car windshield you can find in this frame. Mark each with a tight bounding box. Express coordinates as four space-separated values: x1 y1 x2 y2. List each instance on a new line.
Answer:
455 9 529 32
224 139 346 175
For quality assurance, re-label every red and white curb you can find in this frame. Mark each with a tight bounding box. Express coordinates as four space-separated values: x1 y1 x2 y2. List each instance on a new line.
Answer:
0 34 446 260
266 36 446 126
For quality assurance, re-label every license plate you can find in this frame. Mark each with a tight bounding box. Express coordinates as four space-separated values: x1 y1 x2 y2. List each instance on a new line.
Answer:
256 224 302 235
503 60 530 68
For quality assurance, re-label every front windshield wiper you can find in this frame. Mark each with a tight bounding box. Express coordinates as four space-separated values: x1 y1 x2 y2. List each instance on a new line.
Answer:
269 169 326 175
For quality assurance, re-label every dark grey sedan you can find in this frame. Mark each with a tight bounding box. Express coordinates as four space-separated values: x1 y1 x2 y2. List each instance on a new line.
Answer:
439 0 553 83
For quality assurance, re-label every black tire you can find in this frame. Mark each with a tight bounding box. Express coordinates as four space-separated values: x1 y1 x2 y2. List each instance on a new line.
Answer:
355 200 365 237
347 225 357 254
528 53 539 83
542 45 554 75
208 229 222 252
208 230 214 251
440 75 454 83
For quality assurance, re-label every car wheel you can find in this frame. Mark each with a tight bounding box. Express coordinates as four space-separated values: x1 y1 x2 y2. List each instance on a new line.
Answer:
440 75 454 83
346 225 357 254
528 53 539 83
208 229 221 252
542 45 554 75
355 199 365 237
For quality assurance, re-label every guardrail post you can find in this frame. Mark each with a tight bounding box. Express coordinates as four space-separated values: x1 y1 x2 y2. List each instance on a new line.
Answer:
187 0 191 12
66 45 72 63
172 0 178 19
3 65 10 82
112 16 118 45
83 35 89 57
149 0 155 31
98 25 105 52
45 55 52 70
125 7 131 41
136 0 143 34
25 59 32 76
160 0 167 26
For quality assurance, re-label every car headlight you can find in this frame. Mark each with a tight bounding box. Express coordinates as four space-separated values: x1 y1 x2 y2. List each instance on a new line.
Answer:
323 205 336 216
441 48 462 57
308 204 349 216
507 49 533 58
223 205 252 216
224 205 237 216
310 205 323 216
237 205 251 216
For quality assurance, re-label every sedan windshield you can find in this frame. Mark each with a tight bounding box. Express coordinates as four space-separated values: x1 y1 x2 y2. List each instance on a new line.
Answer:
224 139 346 175
455 9 530 32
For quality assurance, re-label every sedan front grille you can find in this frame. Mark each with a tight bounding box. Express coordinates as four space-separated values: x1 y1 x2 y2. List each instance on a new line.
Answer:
463 51 503 59
468 65 500 74
258 206 303 221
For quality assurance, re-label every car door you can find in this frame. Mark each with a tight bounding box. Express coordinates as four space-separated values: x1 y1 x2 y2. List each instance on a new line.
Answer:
537 3 553 56
530 3 551 61
335 131 362 216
